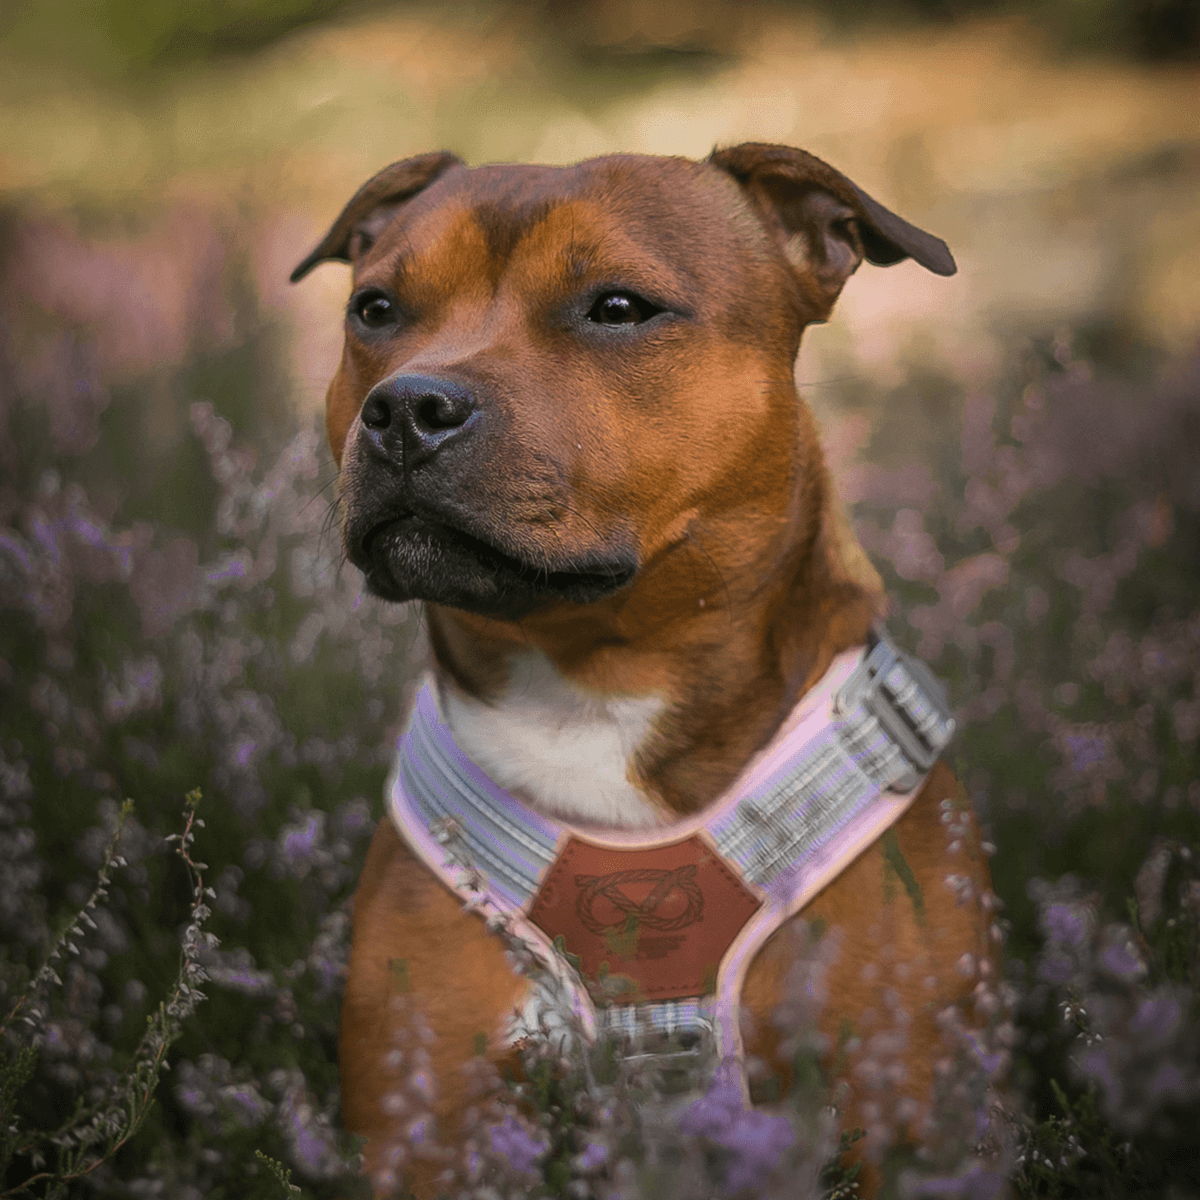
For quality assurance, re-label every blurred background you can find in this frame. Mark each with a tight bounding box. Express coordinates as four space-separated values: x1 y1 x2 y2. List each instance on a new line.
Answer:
1 2 1198 1197
3 0 1199 408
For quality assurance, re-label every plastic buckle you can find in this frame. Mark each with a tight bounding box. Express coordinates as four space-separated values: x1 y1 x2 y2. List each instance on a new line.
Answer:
837 634 955 783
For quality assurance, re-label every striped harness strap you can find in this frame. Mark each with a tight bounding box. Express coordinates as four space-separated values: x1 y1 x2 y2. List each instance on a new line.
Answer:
386 630 954 1071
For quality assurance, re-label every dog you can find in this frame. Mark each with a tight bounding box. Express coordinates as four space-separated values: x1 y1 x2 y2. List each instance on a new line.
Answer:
292 144 998 1196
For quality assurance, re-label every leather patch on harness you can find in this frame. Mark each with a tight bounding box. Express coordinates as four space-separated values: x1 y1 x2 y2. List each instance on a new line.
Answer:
527 834 762 1003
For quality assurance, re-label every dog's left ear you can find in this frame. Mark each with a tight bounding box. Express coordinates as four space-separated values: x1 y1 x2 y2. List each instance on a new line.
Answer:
289 150 464 282
710 142 955 321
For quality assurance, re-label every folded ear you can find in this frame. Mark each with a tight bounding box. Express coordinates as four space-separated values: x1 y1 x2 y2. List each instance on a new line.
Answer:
290 151 464 283
709 142 955 321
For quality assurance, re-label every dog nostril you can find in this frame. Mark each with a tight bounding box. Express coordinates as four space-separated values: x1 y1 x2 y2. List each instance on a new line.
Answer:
415 394 466 431
361 394 392 430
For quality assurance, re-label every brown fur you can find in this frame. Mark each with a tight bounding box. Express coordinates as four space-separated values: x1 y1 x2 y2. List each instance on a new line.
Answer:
293 144 991 1196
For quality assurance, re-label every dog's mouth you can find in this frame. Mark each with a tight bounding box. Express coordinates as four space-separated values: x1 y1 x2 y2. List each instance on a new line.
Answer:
352 512 638 618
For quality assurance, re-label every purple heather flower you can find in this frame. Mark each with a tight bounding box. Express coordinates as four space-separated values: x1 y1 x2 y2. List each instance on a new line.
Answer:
1130 994 1181 1040
1064 732 1106 772
30 515 61 565
1078 1046 1121 1109
577 1139 608 1171
284 1107 329 1173
0 530 33 574
1146 1062 1189 1104
215 966 275 996
177 1084 207 1112
1098 940 1144 982
226 1084 270 1127
1038 950 1075 986
232 738 257 768
1042 901 1089 949
679 1061 795 1192
280 813 322 866
963 1031 1005 1078
904 1163 1008 1199
486 1113 547 1175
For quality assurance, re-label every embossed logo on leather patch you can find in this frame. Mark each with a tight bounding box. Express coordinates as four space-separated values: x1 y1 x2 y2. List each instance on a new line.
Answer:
527 835 762 1003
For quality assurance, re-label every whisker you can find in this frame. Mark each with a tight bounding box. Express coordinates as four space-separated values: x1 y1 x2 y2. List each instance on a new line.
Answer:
794 373 866 390
681 527 734 631
549 500 628 585
301 472 341 517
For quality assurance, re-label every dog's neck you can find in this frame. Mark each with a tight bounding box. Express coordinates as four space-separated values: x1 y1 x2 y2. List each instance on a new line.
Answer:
425 457 881 827
436 649 670 828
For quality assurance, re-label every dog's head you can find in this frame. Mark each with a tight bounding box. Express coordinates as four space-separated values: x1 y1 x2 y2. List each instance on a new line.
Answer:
293 145 954 622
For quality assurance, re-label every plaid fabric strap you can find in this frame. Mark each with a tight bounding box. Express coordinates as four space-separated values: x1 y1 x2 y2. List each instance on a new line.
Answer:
389 629 955 1054
708 631 954 889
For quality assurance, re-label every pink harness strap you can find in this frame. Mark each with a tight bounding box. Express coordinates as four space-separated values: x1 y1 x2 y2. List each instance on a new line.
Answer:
386 631 955 1065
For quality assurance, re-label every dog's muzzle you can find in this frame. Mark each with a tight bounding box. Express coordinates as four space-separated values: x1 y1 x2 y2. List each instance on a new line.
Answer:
341 373 638 618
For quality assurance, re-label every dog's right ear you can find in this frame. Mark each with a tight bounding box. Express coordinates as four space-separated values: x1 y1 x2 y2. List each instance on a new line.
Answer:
290 151 464 283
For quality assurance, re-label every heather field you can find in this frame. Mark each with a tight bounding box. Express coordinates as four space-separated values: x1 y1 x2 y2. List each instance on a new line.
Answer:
1 3 1198 1197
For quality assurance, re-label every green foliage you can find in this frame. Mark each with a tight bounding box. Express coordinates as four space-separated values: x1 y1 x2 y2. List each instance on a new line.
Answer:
1013 1081 1138 1200
255 1150 303 1196
0 797 213 1197
821 1127 865 1199
880 829 926 925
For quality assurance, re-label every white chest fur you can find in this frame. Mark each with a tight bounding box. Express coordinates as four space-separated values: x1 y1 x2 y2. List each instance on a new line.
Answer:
438 651 668 829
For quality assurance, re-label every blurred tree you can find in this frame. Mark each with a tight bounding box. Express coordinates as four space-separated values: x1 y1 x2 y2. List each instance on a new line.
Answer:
0 0 370 79
796 0 1200 60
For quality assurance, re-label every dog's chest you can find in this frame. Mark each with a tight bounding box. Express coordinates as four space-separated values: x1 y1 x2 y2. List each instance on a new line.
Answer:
439 652 667 829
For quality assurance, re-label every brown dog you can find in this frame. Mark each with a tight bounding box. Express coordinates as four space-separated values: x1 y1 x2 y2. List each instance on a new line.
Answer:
293 144 997 1196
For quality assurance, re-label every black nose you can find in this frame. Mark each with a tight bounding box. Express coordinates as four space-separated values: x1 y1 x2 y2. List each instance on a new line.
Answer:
359 373 479 466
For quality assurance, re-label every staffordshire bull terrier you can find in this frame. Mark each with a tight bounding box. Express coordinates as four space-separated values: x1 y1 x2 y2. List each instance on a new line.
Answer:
292 143 997 1196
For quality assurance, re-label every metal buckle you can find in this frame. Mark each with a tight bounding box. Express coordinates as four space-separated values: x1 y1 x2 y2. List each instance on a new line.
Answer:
594 1016 718 1100
836 632 955 782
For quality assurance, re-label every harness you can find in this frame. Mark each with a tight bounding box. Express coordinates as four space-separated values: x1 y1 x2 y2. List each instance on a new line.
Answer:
386 629 954 1072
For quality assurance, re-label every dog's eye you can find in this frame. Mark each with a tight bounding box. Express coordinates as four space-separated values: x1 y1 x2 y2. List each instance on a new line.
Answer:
351 292 398 329
588 292 657 326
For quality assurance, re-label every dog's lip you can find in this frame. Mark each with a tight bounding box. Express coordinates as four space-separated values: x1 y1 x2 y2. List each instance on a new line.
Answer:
359 513 637 595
